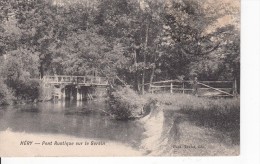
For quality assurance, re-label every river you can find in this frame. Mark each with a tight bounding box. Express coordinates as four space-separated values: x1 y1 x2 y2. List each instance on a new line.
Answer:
0 100 239 156
0 100 145 156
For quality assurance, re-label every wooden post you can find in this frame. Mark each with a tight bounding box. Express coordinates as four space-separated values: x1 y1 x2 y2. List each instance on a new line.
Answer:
80 89 83 100
151 84 154 94
61 86 65 100
170 83 173 93
70 87 73 100
233 79 238 96
58 86 62 100
182 82 185 94
76 86 81 101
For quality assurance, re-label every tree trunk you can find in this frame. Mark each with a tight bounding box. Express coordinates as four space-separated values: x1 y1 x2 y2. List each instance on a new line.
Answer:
148 44 158 92
134 48 139 91
40 63 44 79
137 76 141 92
148 65 155 92
142 69 145 94
142 21 149 94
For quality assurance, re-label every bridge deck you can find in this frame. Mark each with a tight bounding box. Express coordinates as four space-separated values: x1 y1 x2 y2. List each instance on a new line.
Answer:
42 75 108 86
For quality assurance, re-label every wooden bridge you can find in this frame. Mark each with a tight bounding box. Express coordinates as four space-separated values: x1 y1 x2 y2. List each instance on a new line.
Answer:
41 75 109 101
146 79 238 97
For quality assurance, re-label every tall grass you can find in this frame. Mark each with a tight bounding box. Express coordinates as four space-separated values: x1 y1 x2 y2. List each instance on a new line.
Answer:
145 93 240 144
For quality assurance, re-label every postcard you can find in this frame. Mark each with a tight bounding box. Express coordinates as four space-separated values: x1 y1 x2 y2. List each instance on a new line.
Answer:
0 0 240 156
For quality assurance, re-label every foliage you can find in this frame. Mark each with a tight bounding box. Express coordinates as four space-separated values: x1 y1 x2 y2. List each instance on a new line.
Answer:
1 54 40 102
108 86 147 119
14 79 40 102
0 79 14 105
0 0 240 104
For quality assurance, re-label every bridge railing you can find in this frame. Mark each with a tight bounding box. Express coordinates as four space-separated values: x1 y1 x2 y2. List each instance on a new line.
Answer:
42 75 108 85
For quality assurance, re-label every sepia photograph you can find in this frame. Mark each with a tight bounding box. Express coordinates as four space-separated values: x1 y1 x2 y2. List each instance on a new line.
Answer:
0 0 240 156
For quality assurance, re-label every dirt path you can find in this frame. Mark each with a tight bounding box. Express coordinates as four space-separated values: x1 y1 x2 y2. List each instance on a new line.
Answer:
139 105 239 156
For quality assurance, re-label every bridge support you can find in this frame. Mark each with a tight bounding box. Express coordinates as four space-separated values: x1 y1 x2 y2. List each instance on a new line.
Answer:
70 87 74 100
77 87 82 101
61 86 65 99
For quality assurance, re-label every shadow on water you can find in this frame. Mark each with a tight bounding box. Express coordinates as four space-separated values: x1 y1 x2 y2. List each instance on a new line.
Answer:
0 100 144 148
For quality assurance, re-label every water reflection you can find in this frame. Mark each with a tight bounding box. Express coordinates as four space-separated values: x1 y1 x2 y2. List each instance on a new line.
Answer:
0 101 144 147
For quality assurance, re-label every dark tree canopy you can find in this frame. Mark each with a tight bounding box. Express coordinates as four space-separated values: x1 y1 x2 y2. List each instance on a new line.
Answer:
0 0 240 91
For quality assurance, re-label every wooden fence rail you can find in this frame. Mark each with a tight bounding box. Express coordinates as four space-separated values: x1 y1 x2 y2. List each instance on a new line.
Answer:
149 80 237 97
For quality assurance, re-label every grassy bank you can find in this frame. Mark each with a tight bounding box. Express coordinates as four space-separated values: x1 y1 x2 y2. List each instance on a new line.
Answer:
109 88 240 143
145 93 240 145
137 93 240 155
84 85 240 146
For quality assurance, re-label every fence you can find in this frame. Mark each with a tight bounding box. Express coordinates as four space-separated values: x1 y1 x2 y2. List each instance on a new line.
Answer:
149 80 237 97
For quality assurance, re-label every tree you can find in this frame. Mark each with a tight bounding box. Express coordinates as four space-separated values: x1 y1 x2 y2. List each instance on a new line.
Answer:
14 0 57 78
95 0 166 92
0 0 240 95
157 0 239 82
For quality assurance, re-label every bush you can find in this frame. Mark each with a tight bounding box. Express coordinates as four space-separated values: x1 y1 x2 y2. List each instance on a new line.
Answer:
0 79 13 105
109 86 147 120
14 79 40 102
5 78 40 102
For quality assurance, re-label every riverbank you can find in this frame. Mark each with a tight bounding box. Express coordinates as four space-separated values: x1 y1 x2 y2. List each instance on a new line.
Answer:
139 109 239 156
0 129 142 156
138 93 240 156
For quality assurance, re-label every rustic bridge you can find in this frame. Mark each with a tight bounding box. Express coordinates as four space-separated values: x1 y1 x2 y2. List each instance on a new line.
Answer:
41 75 109 101
146 79 238 97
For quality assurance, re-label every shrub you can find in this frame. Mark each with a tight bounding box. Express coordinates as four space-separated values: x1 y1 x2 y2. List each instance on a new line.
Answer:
109 86 147 120
15 79 40 102
6 78 40 102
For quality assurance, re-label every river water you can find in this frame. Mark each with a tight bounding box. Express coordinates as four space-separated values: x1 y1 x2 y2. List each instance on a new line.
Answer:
0 100 239 156
0 100 145 148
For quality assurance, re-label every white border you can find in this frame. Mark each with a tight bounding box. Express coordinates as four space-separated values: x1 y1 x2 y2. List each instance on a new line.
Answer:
2 0 260 163
240 0 260 164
